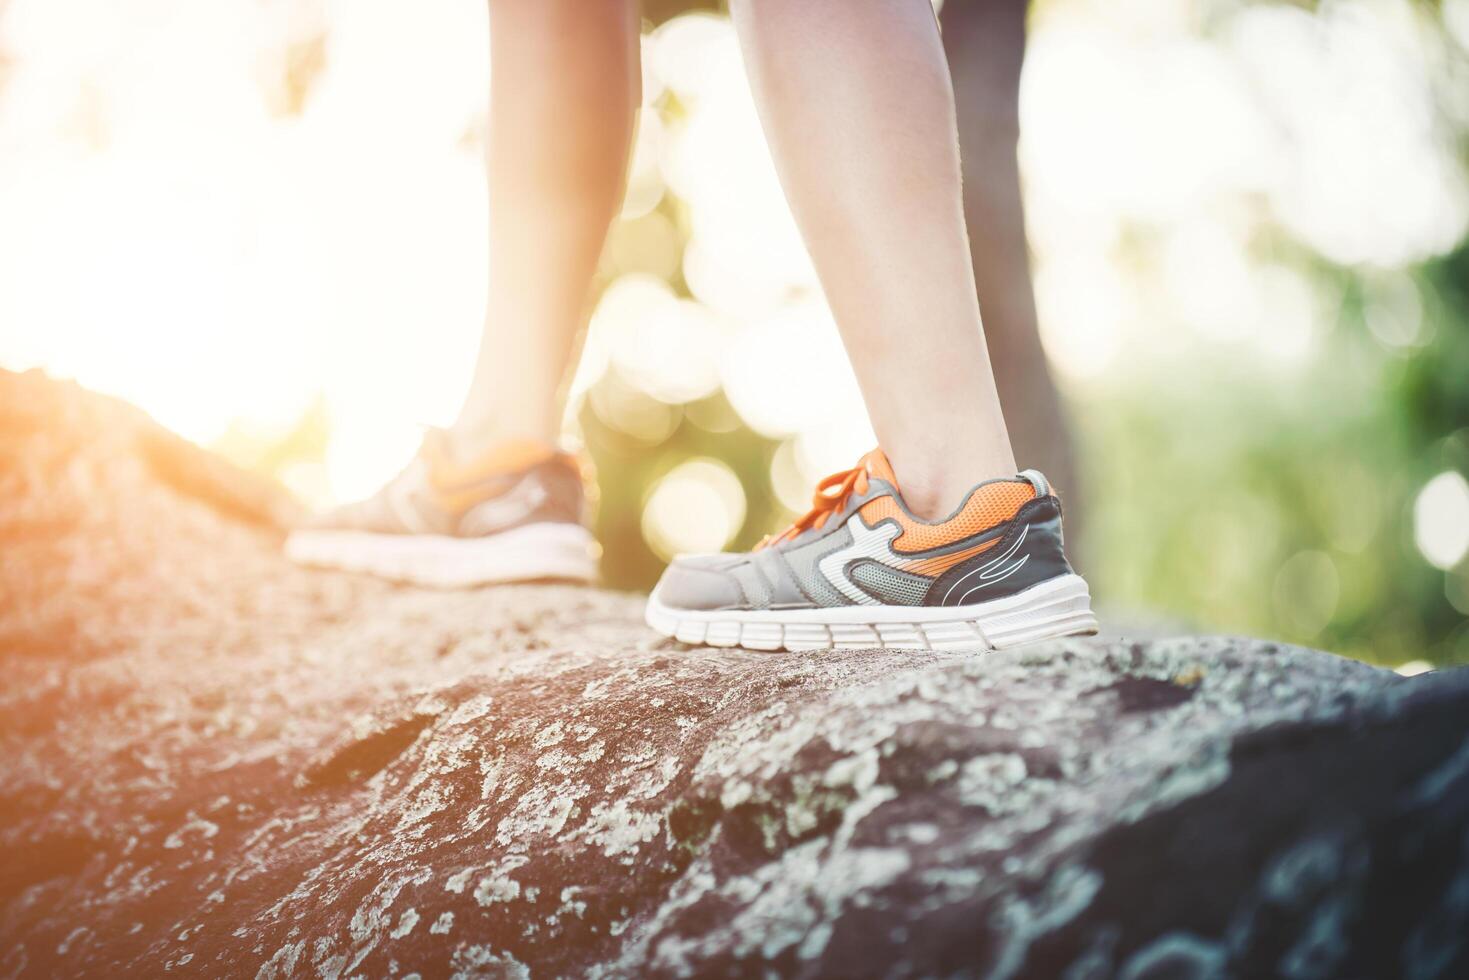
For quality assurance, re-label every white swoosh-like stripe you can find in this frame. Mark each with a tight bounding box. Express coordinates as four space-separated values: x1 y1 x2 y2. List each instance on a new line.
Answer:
458 477 547 534
816 519 901 606
817 518 1030 608
942 524 1029 604
957 554 1029 605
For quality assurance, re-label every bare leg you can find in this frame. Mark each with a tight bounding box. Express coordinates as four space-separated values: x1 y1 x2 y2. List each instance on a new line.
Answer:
730 0 1016 519
448 0 641 458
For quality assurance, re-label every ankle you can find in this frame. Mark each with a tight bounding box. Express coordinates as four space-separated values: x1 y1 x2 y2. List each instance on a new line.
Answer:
895 476 964 523
893 481 951 525
443 419 551 464
886 448 1018 522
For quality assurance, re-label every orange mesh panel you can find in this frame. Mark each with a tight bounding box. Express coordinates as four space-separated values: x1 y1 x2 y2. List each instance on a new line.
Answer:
858 480 1035 554
898 536 1000 576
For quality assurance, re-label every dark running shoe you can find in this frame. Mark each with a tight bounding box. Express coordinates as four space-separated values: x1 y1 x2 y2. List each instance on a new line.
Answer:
645 449 1096 651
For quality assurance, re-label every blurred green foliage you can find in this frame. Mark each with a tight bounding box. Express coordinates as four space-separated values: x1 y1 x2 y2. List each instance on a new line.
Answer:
572 2 1469 671
1078 245 1469 666
210 1 1468 669
582 235 1469 667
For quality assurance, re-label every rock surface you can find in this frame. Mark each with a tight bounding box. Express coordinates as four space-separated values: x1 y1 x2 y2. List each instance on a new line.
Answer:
1 369 1467 979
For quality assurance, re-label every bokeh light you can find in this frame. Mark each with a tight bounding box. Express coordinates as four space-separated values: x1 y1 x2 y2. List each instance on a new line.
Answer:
1415 471 1469 571
641 458 746 559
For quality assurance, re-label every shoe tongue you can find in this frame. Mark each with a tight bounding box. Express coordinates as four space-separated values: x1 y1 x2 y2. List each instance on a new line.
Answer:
863 449 899 487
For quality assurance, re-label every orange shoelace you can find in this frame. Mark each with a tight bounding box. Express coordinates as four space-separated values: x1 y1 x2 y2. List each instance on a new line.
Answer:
757 450 885 550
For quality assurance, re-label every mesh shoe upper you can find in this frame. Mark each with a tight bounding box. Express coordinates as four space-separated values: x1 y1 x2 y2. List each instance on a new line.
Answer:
302 431 586 538
652 449 1072 611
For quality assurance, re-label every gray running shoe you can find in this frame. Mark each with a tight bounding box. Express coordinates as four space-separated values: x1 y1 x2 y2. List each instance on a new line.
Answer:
645 449 1096 651
286 431 597 587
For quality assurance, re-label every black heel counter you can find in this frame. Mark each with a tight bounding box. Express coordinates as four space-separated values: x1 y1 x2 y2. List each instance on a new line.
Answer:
923 496 1073 607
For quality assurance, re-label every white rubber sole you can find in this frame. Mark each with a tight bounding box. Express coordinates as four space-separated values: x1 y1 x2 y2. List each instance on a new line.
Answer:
285 521 598 588
645 572 1098 652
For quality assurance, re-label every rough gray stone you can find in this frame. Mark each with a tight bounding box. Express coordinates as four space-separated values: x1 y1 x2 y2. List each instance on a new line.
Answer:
1 369 1466 979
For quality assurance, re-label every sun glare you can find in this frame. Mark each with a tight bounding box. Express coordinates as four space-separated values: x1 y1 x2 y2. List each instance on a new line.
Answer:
0 0 1464 520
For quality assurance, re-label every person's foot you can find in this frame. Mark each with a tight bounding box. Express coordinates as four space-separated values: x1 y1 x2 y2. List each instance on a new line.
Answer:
645 449 1097 651
286 432 598 587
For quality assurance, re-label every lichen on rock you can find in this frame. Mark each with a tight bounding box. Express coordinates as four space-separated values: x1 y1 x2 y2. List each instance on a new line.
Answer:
1 369 1467 979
